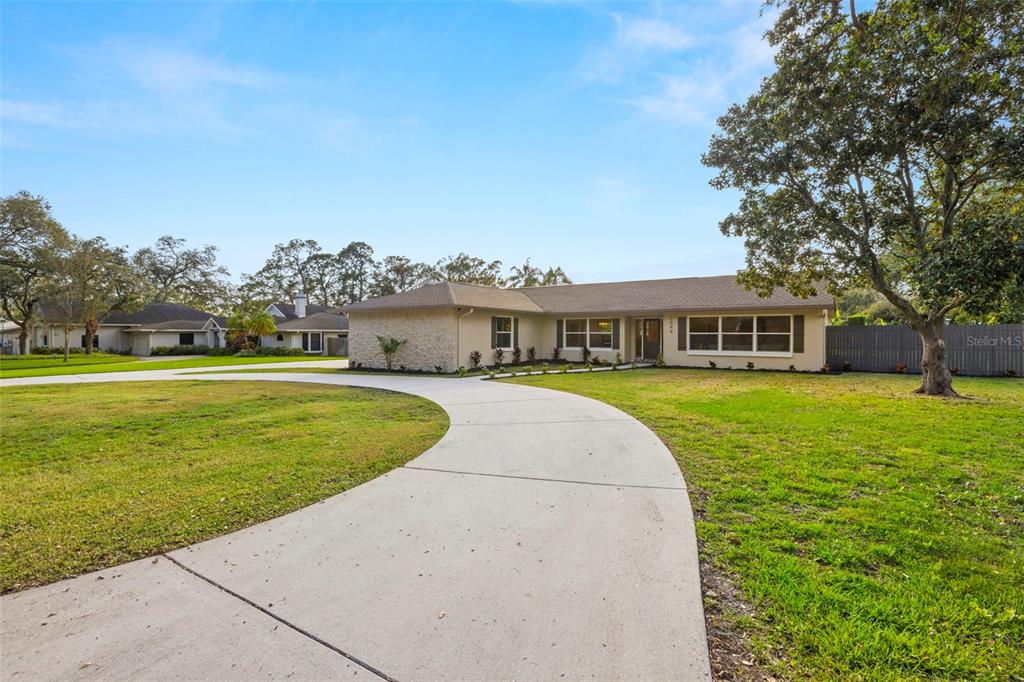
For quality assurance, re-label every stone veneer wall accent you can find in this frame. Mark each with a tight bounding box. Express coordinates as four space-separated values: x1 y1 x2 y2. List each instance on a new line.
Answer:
348 309 459 372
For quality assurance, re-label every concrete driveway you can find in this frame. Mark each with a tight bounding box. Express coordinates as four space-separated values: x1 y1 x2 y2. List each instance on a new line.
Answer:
0 366 710 681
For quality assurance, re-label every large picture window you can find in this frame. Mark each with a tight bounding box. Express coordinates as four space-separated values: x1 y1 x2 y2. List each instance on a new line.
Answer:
687 315 794 355
562 318 617 349
179 333 195 345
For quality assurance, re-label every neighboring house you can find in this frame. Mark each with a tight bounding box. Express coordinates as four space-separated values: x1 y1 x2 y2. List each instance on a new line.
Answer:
262 294 349 356
1 303 227 356
344 275 834 372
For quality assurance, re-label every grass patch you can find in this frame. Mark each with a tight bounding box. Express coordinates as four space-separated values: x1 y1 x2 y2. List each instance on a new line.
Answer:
0 354 339 379
0 381 447 592
504 369 1024 681
0 353 137 372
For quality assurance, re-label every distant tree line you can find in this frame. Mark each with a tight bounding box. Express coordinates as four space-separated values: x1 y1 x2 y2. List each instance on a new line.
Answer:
238 238 572 308
1 191 573 356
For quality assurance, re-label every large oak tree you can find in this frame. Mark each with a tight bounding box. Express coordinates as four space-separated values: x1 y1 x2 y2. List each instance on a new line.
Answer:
703 0 1024 395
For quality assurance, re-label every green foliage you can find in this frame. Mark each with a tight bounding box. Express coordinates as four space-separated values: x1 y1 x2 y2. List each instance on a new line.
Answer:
703 0 1024 392
149 344 209 356
375 335 407 370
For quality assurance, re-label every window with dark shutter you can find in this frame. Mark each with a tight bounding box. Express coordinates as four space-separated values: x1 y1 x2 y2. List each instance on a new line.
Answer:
793 315 805 353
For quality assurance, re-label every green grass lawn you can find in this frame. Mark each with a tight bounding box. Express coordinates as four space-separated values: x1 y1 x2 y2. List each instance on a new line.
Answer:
0 381 447 592
0 354 339 379
0 353 138 372
505 369 1024 681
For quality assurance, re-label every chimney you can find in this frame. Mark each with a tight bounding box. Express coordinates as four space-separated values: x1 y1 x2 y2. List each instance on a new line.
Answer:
294 293 307 318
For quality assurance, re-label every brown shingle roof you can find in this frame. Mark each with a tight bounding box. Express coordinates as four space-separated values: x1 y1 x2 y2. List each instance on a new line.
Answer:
345 282 543 313
344 275 831 315
276 312 349 331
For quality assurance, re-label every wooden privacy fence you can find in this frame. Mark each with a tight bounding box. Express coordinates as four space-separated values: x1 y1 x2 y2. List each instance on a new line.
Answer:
826 324 1024 377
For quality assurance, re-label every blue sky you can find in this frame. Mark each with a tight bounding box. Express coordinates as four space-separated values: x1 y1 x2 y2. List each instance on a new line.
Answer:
1 1 776 284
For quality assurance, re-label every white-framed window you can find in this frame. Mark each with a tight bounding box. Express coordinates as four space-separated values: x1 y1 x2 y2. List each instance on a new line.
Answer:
687 315 793 356
494 316 514 349
562 318 617 349
302 332 322 353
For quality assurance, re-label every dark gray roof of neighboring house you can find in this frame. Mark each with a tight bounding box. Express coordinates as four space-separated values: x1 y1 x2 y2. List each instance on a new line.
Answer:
132 319 223 331
268 302 340 320
344 275 832 315
344 282 543 313
275 312 349 332
101 303 220 326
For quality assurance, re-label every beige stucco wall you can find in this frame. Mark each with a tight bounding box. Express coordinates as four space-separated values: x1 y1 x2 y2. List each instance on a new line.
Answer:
349 309 459 371
349 306 828 372
34 326 123 352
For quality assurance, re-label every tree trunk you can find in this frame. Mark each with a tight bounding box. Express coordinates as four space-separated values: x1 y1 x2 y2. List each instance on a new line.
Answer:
914 319 958 397
18 326 28 355
62 325 71 362
84 318 98 355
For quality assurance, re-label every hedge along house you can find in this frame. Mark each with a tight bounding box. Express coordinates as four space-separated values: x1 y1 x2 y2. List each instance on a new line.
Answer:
0 302 227 356
343 275 833 372
261 294 349 356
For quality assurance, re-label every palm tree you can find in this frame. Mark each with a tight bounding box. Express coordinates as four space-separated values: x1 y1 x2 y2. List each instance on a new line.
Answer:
227 307 277 349
508 259 542 288
541 267 572 286
246 311 277 346
376 335 407 370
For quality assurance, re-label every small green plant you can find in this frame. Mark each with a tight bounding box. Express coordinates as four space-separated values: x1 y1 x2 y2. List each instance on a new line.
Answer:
523 365 534 375
842 361 853 372
614 352 623 366
541 362 550 374
552 347 561 361
581 346 591 363
656 352 665 367
586 362 594 371
493 347 505 366
789 364 796 371
512 347 522 364
895 362 908 374
708 360 717 369
821 363 831 374
560 363 570 373
526 346 536 362
457 366 469 377
375 335 407 371
746 361 755 370
1006 368 1019 377
469 350 482 369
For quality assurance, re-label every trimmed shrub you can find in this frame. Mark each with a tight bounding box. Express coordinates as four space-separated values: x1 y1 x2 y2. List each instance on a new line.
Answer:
254 346 304 357
150 344 209 356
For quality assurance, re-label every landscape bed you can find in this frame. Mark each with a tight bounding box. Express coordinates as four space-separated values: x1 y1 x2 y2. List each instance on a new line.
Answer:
0 380 448 592
504 369 1024 681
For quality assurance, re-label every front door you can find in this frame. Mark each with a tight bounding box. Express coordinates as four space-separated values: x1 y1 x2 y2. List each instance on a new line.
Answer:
634 318 662 361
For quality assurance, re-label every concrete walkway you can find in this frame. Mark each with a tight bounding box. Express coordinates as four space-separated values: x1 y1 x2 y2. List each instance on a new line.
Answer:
1 365 710 681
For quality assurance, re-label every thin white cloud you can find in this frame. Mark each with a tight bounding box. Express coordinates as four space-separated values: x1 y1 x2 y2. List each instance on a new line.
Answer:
617 16 693 51
583 3 778 126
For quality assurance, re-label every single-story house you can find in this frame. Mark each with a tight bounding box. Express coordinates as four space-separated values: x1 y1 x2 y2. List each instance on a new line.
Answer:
261 294 349 356
0 303 227 356
343 275 834 372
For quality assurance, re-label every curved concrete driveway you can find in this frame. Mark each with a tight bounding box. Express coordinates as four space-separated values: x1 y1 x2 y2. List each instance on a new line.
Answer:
1 365 710 681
